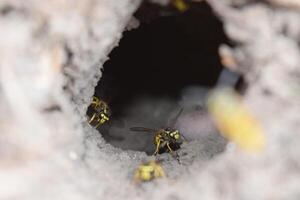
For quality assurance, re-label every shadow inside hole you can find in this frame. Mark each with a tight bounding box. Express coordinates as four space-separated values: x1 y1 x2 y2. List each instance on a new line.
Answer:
92 1 229 154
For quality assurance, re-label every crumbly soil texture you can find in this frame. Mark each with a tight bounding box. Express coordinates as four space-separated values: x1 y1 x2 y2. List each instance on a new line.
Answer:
0 0 300 199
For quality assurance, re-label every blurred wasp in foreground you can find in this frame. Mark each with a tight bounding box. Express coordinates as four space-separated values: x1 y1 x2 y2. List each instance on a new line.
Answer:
130 109 184 156
207 88 265 152
87 96 111 128
134 160 166 182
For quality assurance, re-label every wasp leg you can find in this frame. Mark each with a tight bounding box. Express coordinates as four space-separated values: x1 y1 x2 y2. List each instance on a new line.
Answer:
92 96 99 102
166 142 174 153
89 113 97 123
155 165 166 178
167 143 181 164
174 152 181 164
91 99 97 105
94 118 102 129
91 97 101 108
153 141 161 156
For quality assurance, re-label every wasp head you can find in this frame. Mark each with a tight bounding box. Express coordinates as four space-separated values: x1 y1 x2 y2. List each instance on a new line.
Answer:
165 128 180 141
99 112 110 124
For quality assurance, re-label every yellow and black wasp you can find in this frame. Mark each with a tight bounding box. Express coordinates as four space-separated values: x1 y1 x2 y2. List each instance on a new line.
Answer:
134 160 166 183
130 109 184 156
87 96 111 128
130 127 182 155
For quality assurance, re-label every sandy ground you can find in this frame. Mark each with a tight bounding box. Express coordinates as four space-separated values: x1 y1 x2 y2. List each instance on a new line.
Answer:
0 0 300 199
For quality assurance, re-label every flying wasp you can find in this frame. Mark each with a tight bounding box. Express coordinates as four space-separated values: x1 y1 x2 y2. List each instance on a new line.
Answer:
87 96 111 128
130 109 184 156
134 160 166 182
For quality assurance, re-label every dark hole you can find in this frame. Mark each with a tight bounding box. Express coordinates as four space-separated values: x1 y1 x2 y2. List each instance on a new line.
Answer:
90 1 230 154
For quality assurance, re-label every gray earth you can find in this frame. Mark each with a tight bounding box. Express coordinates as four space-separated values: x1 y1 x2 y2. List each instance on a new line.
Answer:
1 0 300 199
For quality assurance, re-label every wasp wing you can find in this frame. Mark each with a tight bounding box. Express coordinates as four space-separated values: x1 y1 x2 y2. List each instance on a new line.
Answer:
130 127 157 133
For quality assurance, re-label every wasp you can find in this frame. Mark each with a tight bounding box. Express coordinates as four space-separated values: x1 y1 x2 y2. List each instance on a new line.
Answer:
130 109 184 156
87 96 110 128
171 0 189 12
134 160 166 182
130 127 182 155
207 88 265 152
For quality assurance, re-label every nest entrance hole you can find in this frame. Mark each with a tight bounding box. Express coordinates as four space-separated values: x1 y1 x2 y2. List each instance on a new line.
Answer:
89 1 230 155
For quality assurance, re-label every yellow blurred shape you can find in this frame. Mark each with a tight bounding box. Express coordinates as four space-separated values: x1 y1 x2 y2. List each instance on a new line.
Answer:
134 161 166 182
207 88 265 152
172 0 189 12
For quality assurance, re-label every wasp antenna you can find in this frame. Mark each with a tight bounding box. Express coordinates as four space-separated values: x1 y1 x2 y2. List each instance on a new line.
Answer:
181 134 188 141
176 108 184 119
168 108 184 127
